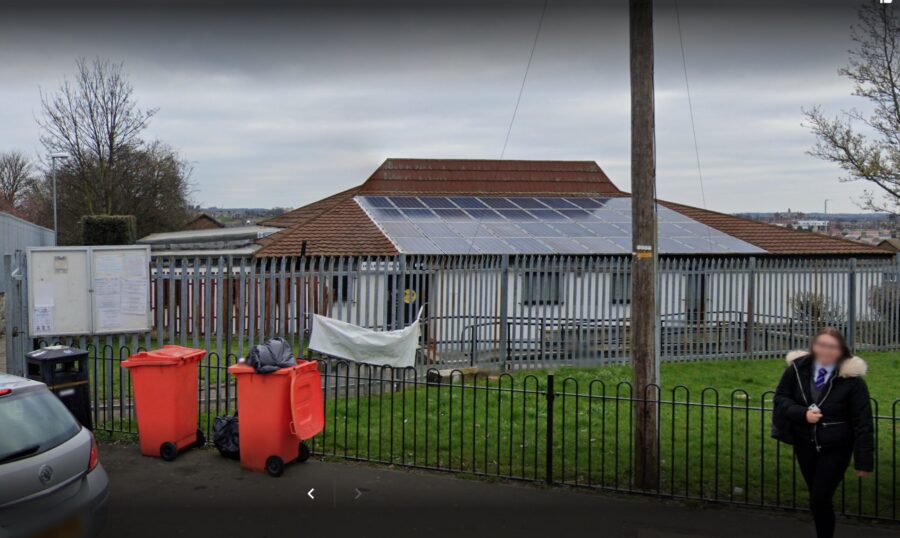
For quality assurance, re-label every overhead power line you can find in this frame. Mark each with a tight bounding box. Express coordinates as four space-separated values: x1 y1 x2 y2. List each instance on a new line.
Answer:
500 0 549 159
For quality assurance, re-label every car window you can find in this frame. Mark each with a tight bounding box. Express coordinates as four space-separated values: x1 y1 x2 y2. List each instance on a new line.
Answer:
0 389 81 464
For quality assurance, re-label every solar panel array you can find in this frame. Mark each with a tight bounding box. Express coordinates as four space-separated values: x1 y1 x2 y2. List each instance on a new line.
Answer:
356 196 764 255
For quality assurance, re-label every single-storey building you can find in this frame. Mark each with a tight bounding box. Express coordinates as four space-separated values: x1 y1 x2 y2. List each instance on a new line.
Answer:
248 159 896 365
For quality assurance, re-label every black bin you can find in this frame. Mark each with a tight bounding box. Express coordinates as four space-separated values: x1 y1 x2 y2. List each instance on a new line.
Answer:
26 346 93 430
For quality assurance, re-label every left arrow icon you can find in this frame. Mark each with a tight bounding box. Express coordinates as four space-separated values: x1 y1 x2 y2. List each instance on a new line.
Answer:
307 488 315 500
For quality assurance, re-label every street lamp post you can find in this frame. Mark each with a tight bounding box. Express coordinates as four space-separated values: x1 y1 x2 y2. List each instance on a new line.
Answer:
49 152 68 245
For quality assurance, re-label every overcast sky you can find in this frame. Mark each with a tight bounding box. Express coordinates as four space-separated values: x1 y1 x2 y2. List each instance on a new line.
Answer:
0 0 879 213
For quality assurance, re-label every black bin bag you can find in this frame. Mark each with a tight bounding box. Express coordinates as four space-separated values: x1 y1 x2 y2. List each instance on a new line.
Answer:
213 415 240 459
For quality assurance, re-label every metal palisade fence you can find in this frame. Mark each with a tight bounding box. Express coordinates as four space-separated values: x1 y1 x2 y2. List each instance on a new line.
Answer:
61 253 899 369
6 252 899 373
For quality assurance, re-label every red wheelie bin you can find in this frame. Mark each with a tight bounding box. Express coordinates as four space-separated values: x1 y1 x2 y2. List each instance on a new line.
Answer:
228 360 324 476
121 346 206 461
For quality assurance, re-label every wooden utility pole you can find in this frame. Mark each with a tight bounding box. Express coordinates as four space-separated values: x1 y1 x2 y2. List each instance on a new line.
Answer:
629 0 659 491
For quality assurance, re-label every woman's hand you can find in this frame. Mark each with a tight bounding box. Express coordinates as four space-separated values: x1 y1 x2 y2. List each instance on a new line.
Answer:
855 470 871 478
805 409 822 424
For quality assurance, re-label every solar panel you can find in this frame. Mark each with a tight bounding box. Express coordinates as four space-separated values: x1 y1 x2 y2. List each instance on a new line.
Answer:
529 209 567 221
481 197 517 209
465 209 503 221
433 208 468 220
508 197 546 209
390 197 425 208
419 197 458 209
498 209 534 221
539 197 577 209
470 237 517 254
392 236 442 254
357 196 765 255
401 208 438 220
368 207 404 220
450 197 487 209
366 196 394 208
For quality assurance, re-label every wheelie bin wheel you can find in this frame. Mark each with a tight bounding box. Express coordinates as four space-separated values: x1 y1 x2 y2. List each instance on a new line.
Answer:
195 429 206 448
160 442 178 462
266 456 285 477
298 442 311 463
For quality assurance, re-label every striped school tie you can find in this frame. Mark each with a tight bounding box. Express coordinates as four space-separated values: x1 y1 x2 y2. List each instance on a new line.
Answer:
815 368 828 390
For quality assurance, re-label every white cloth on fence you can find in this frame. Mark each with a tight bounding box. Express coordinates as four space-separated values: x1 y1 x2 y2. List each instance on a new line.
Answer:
309 309 422 368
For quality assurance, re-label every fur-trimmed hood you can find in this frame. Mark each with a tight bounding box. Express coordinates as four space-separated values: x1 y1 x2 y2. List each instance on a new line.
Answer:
785 350 867 378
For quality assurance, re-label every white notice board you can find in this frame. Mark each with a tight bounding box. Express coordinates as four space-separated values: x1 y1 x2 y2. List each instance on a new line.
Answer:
27 247 91 336
27 245 151 336
90 246 151 335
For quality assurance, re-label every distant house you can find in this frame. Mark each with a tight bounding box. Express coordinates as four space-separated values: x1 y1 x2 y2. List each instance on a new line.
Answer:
183 213 225 231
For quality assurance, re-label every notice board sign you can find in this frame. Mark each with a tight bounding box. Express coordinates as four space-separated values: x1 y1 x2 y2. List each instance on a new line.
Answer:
27 245 151 336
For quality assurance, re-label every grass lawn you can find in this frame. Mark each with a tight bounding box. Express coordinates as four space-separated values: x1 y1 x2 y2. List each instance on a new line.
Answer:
314 351 899 519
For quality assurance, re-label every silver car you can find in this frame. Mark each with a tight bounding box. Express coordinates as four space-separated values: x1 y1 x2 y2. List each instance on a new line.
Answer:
0 373 108 538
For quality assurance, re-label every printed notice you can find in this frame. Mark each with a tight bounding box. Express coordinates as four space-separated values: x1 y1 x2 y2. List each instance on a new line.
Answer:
34 280 54 307
120 278 148 315
33 305 54 333
94 277 121 330
96 293 120 330
94 252 124 278
94 277 120 297
124 251 148 279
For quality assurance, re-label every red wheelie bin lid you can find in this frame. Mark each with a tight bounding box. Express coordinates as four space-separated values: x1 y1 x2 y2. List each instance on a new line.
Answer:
289 361 324 441
122 346 206 368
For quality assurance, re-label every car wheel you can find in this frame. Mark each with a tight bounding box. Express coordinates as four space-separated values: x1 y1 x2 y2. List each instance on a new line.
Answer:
298 442 311 463
266 456 285 477
160 442 178 462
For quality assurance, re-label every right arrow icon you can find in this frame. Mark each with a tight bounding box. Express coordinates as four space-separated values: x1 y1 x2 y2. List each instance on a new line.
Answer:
307 488 315 500
354 488 362 500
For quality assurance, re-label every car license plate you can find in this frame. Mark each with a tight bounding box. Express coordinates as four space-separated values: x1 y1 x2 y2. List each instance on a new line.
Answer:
31 515 85 538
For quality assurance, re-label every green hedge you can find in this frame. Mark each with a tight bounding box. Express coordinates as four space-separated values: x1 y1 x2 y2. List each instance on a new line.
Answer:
80 215 137 245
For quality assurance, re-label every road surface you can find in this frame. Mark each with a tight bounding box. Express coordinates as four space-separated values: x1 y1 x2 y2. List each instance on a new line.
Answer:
98 443 899 538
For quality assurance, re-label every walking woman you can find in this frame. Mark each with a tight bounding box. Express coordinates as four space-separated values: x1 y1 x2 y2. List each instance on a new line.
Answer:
772 328 874 538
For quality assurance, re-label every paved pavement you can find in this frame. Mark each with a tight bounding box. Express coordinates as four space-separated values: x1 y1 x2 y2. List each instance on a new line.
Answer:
98 443 899 538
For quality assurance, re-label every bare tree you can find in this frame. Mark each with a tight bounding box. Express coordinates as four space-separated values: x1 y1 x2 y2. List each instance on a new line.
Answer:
39 57 157 214
0 151 35 212
805 3 900 215
36 58 192 244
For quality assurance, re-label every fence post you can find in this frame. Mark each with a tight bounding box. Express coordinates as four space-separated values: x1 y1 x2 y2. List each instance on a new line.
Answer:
545 373 555 485
847 258 857 350
499 256 510 370
745 257 756 357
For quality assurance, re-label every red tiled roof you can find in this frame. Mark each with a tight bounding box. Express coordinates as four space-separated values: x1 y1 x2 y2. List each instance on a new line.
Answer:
260 186 360 228
254 159 891 258
360 158 622 196
255 197 397 257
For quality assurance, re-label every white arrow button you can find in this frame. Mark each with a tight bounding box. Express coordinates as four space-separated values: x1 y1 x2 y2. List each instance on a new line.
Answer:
307 488 315 500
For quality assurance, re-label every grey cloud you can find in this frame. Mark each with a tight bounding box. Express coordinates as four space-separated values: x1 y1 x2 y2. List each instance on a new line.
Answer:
0 0 876 211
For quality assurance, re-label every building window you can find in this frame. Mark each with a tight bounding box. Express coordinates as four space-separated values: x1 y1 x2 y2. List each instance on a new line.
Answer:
522 272 563 304
331 274 354 303
610 272 631 305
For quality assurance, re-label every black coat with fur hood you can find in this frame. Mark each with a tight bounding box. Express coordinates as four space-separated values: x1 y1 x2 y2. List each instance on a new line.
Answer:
772 351 874 472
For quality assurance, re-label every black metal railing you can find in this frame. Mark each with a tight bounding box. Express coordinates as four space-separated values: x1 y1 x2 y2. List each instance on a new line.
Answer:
76 346 898 522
